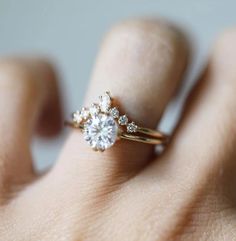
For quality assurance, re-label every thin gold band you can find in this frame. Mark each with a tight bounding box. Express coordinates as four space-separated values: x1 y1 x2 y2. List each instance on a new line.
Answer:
121 127 168 145
65 121 169 145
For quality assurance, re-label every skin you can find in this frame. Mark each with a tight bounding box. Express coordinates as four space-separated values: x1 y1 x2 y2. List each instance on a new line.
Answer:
0 18 235 241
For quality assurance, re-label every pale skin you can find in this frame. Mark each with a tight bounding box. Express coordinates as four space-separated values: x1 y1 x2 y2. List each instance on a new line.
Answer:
0 18 236 241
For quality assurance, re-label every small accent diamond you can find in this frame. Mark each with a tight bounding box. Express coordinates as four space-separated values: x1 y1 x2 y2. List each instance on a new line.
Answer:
99 92 111 113
118 115 128 125
127 122 138 133
89 103 100 116
80 108 90 120
110 107 119 118
72 111 82 124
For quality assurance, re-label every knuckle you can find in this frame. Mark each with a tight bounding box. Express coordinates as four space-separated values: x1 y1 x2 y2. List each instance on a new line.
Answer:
104 18 187 61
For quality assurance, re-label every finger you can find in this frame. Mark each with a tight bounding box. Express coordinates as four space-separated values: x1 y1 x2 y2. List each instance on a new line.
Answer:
133 30 236 236
1 19 188 238
0 58 62 195
147 29 236 201
171 29 236 169
57 19 188 182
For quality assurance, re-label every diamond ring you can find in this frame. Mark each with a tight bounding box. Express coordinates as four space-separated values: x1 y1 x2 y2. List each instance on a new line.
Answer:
65 91 169 152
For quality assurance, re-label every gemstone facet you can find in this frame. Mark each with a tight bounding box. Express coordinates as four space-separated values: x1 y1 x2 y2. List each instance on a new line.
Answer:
83 113 118 151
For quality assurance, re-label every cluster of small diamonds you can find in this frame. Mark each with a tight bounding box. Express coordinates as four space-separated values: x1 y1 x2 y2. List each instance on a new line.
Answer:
72 91 138 133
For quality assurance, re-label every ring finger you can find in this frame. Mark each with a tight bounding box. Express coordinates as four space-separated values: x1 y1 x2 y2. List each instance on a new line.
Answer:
56 19 189 182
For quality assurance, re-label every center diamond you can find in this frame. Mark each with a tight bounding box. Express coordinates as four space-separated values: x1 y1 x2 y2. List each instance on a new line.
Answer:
83 113 118 151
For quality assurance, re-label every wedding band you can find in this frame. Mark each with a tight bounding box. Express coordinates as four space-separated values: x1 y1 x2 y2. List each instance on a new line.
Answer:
65 91 169 151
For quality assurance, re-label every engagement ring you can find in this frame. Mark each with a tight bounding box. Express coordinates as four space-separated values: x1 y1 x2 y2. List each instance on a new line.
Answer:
65 91 169 151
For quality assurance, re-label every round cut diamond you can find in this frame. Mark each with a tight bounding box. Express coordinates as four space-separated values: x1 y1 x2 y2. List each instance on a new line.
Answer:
127 122 138 133
83 114 118 151
110 107 119 118
80 108 90 119
72 111 82 124
118 115 128 125
89 104 100 116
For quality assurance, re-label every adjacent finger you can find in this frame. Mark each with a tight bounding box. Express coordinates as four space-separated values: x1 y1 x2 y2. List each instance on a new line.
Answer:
145 29 236 204
0 58 62 197
170 29 236 171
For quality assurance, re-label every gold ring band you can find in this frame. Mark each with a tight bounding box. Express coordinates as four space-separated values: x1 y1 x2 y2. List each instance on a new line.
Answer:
65 121 168 145
120 127 168 145
65 91 169 151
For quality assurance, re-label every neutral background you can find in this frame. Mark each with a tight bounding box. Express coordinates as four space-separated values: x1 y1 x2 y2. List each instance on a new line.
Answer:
0 0 235 170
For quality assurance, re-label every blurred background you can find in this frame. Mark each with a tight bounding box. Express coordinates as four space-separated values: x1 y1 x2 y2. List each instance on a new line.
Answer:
0 0 235 170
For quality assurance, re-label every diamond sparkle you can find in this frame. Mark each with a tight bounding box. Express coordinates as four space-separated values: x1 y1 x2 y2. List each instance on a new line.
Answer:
127 122 138 133
72 111 82 124
90 104 100 116
80 108 90 120
99 92 111 113
118 115 128 125
83 113 118 151
110 107 119 119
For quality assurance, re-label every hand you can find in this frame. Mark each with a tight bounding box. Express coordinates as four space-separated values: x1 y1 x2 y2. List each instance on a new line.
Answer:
0 19 235 241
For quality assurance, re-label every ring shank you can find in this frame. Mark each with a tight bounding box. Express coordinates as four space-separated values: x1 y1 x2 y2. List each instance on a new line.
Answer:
137 126 167 139
120 132 168 145
65 121 169 145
